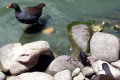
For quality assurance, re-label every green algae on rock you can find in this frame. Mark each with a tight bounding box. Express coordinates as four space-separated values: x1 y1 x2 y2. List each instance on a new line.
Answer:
67 21 92 53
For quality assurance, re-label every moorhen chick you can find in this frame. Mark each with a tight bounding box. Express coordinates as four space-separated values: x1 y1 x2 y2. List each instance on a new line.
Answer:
79 51 91 67
7 3 45 24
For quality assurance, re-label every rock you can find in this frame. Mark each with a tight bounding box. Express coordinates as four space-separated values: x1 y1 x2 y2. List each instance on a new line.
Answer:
111 60 120 70
0 43 22 72
54 70 72 80
81 66 94 77
73 73 85 80
67 21 92 52
46 55 84 75
6 72 54 80
90 32 119 62
92 60 120 79
72 68 81 77
0 72 5 80
10 41 54 75
84 78 89 80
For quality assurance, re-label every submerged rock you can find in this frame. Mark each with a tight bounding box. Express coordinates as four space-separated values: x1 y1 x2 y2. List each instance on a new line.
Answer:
67 21 92 53
113 22 120 32
90 32 119 62
92 24 104 32
7 72 54 80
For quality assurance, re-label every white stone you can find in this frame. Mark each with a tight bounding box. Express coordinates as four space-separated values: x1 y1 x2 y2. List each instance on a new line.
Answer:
54 70 72 80
73 73 85 80
72 68 81 77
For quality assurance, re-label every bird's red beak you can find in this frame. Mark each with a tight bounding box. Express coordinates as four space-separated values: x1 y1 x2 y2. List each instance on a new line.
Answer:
87 57 91 62
7 3 12 8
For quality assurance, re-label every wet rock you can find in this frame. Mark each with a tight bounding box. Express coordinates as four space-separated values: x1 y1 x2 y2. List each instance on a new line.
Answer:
6 72 54 80
73 73 85 80
111 60 120 70
92 60 120 79
10 41 54 75
0 43 22 72
67 21 92 52
0 72 5 80
90 32 119 62
81 66 94 77
46 55 84 75
72 68 81 77
54 70 72 80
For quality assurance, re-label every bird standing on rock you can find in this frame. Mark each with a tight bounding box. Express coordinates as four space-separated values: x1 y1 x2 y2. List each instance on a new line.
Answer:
7 3 46 24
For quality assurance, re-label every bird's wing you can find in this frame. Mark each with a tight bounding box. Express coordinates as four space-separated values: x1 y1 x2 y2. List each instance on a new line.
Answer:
23 4 45 16
23 7 42 16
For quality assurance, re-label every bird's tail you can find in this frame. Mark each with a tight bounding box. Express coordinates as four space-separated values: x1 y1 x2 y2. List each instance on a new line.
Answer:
37 3 46 9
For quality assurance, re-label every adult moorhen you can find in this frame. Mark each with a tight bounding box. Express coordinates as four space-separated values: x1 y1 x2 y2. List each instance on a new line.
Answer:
7 3 46 24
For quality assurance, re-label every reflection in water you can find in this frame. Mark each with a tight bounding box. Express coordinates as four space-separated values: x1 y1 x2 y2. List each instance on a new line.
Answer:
24 15 51 34
19 15 52 44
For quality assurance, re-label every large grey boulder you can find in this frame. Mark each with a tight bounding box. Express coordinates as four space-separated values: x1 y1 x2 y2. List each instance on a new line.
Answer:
46 55 84 75
0 43 22 72
54 70 72 80
7 72 54 80
90 32 119 62
10 41 54 75
92 60 120 79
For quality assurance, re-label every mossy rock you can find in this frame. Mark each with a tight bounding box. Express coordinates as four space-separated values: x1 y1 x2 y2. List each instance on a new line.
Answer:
113 22 120 32
92 24 104 32
67 21 92 53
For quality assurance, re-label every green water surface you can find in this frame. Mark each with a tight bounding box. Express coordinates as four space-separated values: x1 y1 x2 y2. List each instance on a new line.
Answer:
0 0 120 55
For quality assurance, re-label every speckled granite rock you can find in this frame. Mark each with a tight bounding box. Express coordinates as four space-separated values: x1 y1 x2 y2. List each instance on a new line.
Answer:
90 32 119 62
46 55 84 75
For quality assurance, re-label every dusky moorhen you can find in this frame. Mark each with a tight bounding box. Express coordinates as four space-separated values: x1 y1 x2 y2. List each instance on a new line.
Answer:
7 3 45 24
79 51 91 66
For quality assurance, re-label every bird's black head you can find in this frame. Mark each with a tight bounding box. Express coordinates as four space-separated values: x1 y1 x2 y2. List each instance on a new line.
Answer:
7 3 21 12
7 3 19 8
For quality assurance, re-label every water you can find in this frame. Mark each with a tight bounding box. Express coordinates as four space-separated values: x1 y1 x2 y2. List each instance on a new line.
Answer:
0 0 120 55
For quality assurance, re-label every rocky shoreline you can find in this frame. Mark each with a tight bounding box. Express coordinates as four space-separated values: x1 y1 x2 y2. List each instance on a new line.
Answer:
0 23 120 80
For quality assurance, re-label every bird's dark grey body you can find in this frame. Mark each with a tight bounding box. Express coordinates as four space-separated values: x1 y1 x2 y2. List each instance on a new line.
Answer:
15 11 40 24
8 3 45 24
